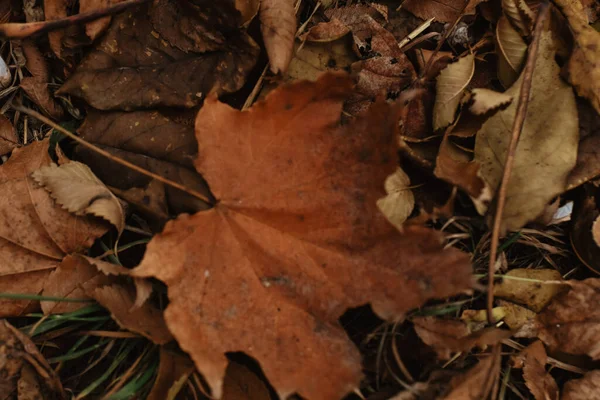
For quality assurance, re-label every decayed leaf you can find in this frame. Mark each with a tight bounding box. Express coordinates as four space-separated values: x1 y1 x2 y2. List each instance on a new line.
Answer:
260 0 296 74
236 0 261 27
511 341 559 400
468 88 513 115
222 362 271 400
0 114 18 156
413 316 510 360
496 15 528 88
377 168 415 231
497 299 538 335
442 355 500 400
0 320 66 399
493 269 567 312
401 0 487 23
502 0 533 36
567 100 600 189
553 0 600 115
33 161 125 233
147 348 195 400
536 278 600 359
434 54 475 131
73 110 212 217
80 0 126 40
43 0 68 58
474 31 579 233
90 284 172 345
132 74 473 400
562 370 600 400
0 140 108 317
571 195 600 274
58 0 259 110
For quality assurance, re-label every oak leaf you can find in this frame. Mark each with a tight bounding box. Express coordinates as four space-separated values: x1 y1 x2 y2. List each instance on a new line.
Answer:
58 0 259 111
474 31 579 232
433 54 475 130
0 140 108 316
132 74 473 399
260 0 296 74
562 370 600 400
536 278 600 359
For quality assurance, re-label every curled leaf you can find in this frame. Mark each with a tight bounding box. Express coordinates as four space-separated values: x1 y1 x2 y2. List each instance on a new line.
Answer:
496 15 528 88
260 0 296 74
433 54 475 131
377 167 415 231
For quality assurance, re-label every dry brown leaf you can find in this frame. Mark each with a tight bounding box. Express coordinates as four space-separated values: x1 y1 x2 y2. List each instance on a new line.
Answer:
58 0 259 110
260 0 295 74
571 195 600 274
222 362 271 400
474 31 578 232
493 269 567 312
553 0 600 115
497 299 539 336
496 15 528 88
0 140 108 317
511 341 559 400
502 0 533 35
43 0 68 58
562 370 600 400
536 278 600 359
0 320 66 399
33 161 125 233
433 54 475 131
73 110 212 218
0 114 18 156
412 316 510 360
132 74 473 400
567 100 600 190
236 0 261 27
401 0 488 23
147 348 195 400
442 355 501 400
89 283 172 345
468 88 513 115
376 167 415 231
79 0 126 40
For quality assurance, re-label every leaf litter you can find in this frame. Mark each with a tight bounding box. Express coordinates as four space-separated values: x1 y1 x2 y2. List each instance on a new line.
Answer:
1 0 600 398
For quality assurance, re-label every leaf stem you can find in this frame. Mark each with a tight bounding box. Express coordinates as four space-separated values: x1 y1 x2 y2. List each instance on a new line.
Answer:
12 104 213 205
486 2 550 324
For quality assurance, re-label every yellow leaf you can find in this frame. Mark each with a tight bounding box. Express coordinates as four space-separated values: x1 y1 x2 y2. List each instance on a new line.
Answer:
377 167 415 231
433 54 475 130
493 269 567 312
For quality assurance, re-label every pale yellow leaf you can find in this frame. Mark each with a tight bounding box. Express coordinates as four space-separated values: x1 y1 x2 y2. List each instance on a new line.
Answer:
433 54 475 131
474 31 579 233
469 88 513 115
493 269 567 312
377 168 415 231
32 161 125 233
260 0 296 74
496 15 528 88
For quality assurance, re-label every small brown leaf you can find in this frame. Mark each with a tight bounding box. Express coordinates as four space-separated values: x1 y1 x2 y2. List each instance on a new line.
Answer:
562 370 600 400
511 341 559 400
536 279 600 359
433 54 475 130
413 316 510 360
401 0 488 23
493 269 567 312
33 161 125 233
260 0 296 74
474 31 579 233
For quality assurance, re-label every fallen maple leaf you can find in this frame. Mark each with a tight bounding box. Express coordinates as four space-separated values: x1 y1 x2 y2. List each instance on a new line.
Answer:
511 341 559 400
535 278 600 359
474 31 579 232
58 0 259 110
553 0 600 115
562 370 600 400
132 74 473 399
33 161 125 233
260 0 296 74
401 0 487 23
412 316 510 360
0 140 107 316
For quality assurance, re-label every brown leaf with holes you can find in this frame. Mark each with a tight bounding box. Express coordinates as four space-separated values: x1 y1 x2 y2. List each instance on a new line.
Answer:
412 316 510 360
401 0 488 23
535 278 600 359
58 0 258 111
0 320 66 399
511 341 559 400
562 370 600 400
132 74 473 400
0 140 108 317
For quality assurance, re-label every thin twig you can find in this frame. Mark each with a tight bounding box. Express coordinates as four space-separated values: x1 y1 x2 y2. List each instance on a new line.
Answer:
486 3 550 324
12 104 213 205
0 0 150 39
